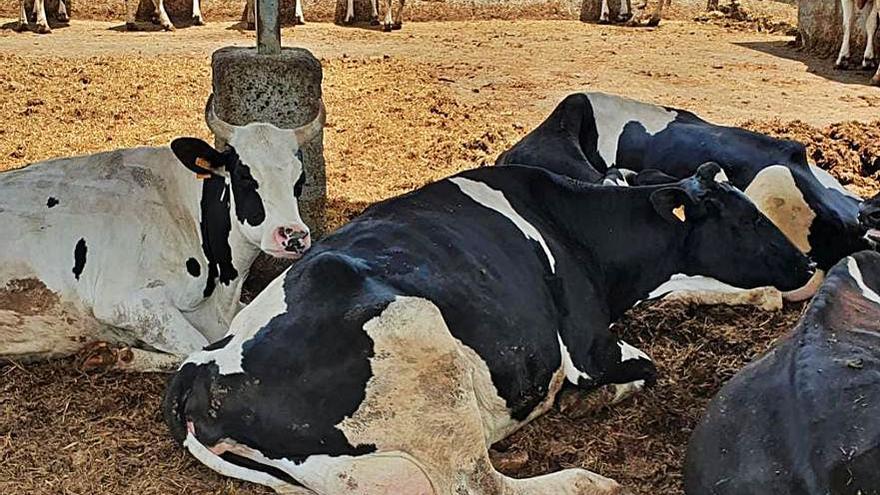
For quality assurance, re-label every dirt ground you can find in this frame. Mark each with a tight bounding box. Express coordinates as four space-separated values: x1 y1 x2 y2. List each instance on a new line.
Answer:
2 1 880 494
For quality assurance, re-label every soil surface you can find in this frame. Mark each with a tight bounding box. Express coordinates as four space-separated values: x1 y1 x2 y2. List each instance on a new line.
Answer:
1 3 880 495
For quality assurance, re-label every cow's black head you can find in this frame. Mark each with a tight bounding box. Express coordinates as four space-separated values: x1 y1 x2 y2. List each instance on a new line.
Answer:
651 162 815 292
171 95 325 260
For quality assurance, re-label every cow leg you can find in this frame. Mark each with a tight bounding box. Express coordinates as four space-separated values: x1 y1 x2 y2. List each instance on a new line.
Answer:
392 0 404 29
599 0 611 23
382 0 393 31
152 0 175 30
647 0 665 26
192 0 205 25
863 3 878 69
293 0 305 24
56 0 69 23
836 0 857 69
33 0 50 33
124 0 140 30
370 0 380 24
617 0 632 22
92 288 209 371
246 0 256 30
16 0 29 31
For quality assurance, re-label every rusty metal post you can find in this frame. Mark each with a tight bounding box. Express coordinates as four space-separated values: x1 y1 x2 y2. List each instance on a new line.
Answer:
257 0 281 55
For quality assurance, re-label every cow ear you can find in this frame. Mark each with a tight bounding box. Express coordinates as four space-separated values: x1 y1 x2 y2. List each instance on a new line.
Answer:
171 138 226 177
650 187 692 224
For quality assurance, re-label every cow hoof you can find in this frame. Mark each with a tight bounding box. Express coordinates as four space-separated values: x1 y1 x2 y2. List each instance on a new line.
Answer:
835 57 853 70
192 16 205 26
14 21 29 32
383 23 392 32
370 17 380 25
78 342 119 372
392 22 402 30
871 74 880 86
597 17 611 24
162 22 175 31
646 15 661 26
616 13 633 22
35 23 51 34
56 13 69 23
295 16 305 25
246 21 256 30
862 58 878 70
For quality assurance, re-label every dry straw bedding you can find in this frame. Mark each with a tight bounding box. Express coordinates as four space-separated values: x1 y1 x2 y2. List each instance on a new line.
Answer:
1 48 879 495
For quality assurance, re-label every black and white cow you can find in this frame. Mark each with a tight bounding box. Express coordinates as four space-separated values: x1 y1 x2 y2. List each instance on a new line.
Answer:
685 249 880 495
498 92 870 294
244 0 305 30
0 95 324 371
16 0 68 34
163 163 813 494
835 0 880 86
340 0 405 31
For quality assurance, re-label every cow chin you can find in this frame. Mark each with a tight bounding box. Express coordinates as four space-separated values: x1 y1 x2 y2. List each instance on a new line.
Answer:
264 247 306 260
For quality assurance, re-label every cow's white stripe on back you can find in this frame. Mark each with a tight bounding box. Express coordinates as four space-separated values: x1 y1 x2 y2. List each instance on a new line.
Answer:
450 177 556 273
809 164 861 200
618 340 650 362
557 333 591 385
183 266 290 375
847 256 880 306
585 93 677 168
648 274 745 299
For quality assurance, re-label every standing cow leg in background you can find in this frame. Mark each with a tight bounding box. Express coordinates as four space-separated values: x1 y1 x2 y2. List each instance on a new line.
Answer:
150 0 175 30
647 0 666 26
192 0 205 25
31 0 51 33
836 0 857 69
56 0 69 23
599 0 612 23
245 0 255 29
381 0 395 31
392 0 404 29
863 1 878 69
294 0 305 24
617 0 632 22
16 0 29 31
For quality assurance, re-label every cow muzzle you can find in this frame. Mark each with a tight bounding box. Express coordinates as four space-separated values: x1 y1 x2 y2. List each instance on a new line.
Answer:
271 226 311 258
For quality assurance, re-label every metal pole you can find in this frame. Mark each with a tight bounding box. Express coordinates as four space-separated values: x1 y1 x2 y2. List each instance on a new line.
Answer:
256 0 281 55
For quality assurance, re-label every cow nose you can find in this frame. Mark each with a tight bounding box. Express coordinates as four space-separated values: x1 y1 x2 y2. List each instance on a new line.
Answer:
276 226 310 252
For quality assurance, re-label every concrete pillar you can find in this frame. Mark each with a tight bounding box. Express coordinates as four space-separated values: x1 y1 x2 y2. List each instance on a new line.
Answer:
335 0 376 24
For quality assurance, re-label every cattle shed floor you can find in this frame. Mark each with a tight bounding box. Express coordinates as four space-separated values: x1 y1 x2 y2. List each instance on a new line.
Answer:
2 3 880 494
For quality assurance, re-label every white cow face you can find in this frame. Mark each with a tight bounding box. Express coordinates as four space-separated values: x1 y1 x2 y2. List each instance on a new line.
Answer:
172 96 325 260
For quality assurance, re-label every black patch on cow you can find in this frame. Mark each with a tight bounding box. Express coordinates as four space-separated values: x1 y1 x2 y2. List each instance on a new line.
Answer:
202 334 233 352
72 238 87 280
293 171 306 198
230 162 266 227
47 197 59 208
186 257 201 278
199 176 238 298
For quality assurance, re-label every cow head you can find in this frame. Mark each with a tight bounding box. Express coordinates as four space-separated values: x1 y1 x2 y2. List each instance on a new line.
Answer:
171 95 325 259
651 162 815 292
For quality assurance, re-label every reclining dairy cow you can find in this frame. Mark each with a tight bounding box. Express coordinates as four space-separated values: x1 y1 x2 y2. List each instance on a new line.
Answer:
499 92 869 295
0 95 324 371
163 162 813 495
685 249 880 495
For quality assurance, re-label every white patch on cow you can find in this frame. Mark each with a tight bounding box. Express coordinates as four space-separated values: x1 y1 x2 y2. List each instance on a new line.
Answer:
647 274 784 310
450 177 556 273
585 92 677 168
714 168 729 183
648 274 744 299
743 165 816 254
612 380 645 403
847 257 880 306
183 266 290 375
618 340 649 362
809 164 861 200
183 433 285 489
557 333 592 385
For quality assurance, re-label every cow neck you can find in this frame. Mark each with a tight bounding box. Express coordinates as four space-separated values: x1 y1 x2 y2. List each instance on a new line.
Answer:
546 184 689 319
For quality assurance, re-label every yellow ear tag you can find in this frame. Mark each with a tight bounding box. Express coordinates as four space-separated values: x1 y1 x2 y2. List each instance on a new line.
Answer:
196 173 211 180
673 205 686 222
195 158 212 180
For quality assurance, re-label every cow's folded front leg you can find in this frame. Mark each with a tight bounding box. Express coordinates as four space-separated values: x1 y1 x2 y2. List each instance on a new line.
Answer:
92 287 209 371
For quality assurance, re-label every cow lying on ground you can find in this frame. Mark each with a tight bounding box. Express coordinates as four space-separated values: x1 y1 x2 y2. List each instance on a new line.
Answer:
685 249 880 494
0 95 324 372
16 0 68 34
835 0 880 85
499 92 869 298
164 162 813 494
